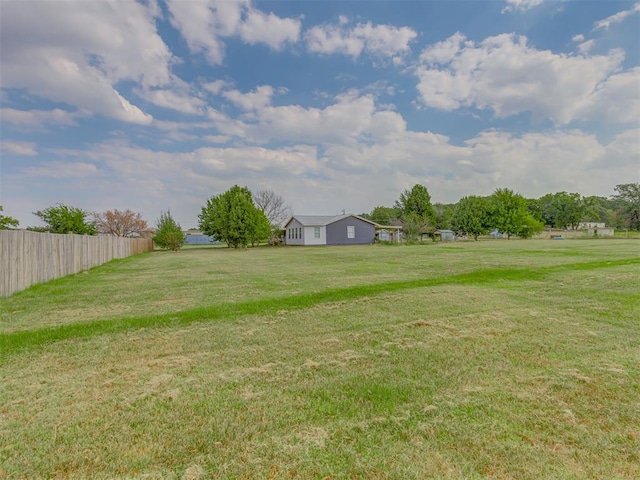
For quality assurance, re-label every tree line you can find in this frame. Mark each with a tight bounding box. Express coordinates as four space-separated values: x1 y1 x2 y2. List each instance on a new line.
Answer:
361 183 640 241
1 182 637 250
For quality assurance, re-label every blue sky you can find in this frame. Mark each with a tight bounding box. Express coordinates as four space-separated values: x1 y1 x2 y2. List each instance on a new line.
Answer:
1 0 638 229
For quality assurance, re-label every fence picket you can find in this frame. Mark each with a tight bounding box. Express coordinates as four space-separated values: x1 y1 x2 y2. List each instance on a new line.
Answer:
0 231 153 297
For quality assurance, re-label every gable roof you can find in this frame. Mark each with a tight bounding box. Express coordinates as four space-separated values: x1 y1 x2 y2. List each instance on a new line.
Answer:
285 214 378 228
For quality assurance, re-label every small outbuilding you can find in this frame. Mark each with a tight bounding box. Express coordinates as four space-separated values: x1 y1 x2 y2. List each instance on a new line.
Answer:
436 229 455 241
375 225 402 243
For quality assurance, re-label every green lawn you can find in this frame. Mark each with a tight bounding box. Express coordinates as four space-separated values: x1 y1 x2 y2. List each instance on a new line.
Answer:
1 240 639 479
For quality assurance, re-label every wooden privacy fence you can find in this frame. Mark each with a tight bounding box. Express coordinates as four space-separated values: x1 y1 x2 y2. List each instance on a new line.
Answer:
0 230 154 297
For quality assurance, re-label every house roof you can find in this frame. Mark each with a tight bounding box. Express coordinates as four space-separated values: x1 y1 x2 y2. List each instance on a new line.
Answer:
285 214 378 228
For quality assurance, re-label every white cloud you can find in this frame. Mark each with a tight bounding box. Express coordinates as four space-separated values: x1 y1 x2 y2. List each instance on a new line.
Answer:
305 20 417 58
11 118 638 229
238 8 301 49
1 140 37 156
593 3 640 30
419 32 467 64
137 88 206 115
25 161 99 178
572 34 585 43
502 0 544 14
305 24 364 57
165 0 228 64
0 108 85 130
577 39 596 54
217 93 392 146
223 85 275 111
580 68 640 124
0 0 172 123
415 33 631 124
202 80 230 95
166 0 300 65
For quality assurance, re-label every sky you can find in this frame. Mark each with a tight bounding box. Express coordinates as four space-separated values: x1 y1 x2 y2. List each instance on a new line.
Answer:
1 0 639 229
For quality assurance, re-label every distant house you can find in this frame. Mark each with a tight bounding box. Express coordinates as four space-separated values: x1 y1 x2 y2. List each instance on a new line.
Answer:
579 222 606 230
184 230 219 245
284 214 377 246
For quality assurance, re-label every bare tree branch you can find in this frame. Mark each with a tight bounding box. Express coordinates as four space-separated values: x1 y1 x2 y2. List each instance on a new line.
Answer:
253 189 293 228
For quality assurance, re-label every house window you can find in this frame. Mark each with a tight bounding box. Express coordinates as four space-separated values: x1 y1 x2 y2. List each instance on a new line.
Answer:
347 226 355 239
314 227 320 238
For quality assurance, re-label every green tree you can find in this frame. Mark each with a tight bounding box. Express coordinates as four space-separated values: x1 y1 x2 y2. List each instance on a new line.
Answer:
401 212 432 243
451 196 490 240
396 184 436 223
153 210 185 251
249 208 272 247
537 192 588 229
556 192 587 230
199 185 270 248
367 206 401 225
0 206 19 230
612 183 640 230
582 196 616 226
516 214 544 239
396 184 436 240
31 204 96 234
525 198 544 224
434 202 454 230
489 188 539 240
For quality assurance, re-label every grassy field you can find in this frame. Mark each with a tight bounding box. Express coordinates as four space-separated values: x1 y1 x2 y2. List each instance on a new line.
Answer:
1 239 639 479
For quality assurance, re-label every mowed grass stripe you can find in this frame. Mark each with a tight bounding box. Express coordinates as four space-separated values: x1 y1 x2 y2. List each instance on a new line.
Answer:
1 257 638 360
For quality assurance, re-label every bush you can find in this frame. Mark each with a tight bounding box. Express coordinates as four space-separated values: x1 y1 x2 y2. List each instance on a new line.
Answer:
153 210 185 251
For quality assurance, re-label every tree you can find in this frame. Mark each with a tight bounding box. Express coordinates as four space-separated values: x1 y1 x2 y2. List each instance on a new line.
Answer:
451 196 490 240
434 202 454 230
401 212 432 243
516 214 544 239
153 210 185 251
489 188 539 240
395 184 436 223
582 196 616 226
537 192 588 229
199 185 271 248
93 209 148 237
249 208 272 247
612 183 640 230
0 206 19 230
396 184 436 240
31 204 96 235
253 189 292 244
525 198 544 224
253 189 292 228
366 206 401 225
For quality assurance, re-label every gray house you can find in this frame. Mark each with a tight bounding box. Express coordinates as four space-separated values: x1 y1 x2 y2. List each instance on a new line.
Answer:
284 214 376 246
